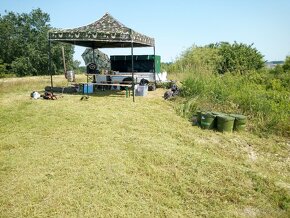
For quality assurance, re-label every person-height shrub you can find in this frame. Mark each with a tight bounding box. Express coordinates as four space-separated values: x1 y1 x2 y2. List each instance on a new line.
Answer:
166 43 289 136
207 42 265 74
167 42 265 75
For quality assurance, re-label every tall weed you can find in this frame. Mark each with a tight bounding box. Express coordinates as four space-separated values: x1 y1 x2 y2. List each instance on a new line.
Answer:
177 71 289 136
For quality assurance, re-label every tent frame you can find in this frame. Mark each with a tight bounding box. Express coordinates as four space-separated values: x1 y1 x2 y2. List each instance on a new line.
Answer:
48 13 155 102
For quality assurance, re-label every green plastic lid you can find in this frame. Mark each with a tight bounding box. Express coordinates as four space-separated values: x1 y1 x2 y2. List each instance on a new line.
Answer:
205 112 216 118
229 114 247 120
217 115 235 121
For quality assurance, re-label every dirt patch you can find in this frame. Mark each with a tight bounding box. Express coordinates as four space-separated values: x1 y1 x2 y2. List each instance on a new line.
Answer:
240 206 259 217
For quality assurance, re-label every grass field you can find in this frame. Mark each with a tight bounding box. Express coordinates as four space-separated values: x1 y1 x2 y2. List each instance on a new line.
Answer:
0 76 289 217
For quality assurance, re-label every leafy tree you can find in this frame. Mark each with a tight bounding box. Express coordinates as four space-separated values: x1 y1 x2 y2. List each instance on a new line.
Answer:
0 9 74 77
11 57 36 77
208 42 264 74
282 56 290 72
73 60 81 69
167 42 264 75
0 59 11 77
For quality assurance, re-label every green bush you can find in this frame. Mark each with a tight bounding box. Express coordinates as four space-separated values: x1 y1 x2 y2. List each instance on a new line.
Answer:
168 44 289 136
282 56 290 72
213 42 264 74
11 57 37 77
0 59 15 78
178 72 289 136
180 76 207 97
167 42 264 75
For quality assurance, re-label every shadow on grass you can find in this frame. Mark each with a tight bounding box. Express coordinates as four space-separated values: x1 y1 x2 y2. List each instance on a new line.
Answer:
44 86 132 99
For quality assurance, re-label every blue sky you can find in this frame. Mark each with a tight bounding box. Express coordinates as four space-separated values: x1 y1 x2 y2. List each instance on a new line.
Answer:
1 0 290 65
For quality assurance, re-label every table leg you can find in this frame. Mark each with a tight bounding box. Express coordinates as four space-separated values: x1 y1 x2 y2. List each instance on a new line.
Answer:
126 87 128 98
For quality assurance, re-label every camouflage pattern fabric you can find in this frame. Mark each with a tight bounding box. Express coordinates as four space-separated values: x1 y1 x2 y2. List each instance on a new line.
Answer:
48 13 154 48
82 48 111 71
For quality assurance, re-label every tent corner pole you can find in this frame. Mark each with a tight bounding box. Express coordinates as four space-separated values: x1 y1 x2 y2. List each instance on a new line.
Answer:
131 42 135 102
48 40 53 94
153 45 156 87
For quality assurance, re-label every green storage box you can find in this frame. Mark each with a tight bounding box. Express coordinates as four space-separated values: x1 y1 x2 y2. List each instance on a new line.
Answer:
200 112 216 129
212 111 226 116
197 111 203 126
211 112 226 129
230 114 247 131
217 115 235 132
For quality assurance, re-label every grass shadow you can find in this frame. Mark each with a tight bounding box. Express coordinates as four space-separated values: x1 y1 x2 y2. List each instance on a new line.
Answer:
45 86 132 98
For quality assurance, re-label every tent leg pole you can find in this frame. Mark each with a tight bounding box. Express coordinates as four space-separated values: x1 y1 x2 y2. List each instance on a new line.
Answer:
131 42 135 102
153 46 156 87
49 40 53 94
87 74 89 95
92 46 96 83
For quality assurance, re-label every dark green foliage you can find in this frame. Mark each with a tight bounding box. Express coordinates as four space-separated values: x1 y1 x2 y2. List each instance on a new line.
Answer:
208 42 264 74
180 77 206 97
178 71 290 136
167 42 264 75
166 42 289 136
268 57 290 91
0 9 74 77
181 45 221 73
77 66 86 74
73 60 81 70
0 59 14 78
11 57 36 77
282 56 290 72
167 45 221 74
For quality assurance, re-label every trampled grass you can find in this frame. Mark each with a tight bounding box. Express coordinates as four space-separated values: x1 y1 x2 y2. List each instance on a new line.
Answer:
0 76 289 217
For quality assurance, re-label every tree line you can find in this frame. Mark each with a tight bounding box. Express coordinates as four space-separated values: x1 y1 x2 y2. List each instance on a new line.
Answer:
0 8 77 77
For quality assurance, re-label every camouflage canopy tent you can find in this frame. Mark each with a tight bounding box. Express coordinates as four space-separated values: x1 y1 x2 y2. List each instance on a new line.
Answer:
48 13 155 101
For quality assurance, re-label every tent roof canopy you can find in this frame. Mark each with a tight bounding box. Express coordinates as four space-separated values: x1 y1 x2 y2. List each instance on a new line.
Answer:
48 13 155 48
